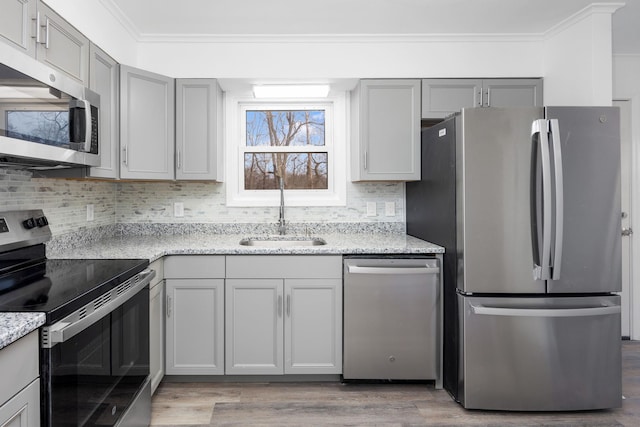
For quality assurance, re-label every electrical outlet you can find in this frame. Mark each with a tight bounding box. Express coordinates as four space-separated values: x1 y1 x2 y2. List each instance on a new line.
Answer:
385 201 395 217
86 204 94 221
174 202 184 217
366 202 377 217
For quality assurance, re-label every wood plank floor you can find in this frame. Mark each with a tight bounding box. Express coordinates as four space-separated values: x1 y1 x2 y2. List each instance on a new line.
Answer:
151 341 640 426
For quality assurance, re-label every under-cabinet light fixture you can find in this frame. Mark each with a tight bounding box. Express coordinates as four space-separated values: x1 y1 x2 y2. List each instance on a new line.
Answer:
252 84 330 98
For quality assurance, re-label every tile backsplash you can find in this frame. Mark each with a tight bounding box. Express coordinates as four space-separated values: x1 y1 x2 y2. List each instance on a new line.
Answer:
1 169 406 237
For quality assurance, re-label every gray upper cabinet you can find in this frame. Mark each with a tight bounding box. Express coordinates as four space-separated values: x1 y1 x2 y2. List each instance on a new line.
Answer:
351 79 421 181
120 65 175 180
0 0 36 56
175 79 223 181
88 43 119 179
34 2 89 85
0 0 89 84
422 78 542 118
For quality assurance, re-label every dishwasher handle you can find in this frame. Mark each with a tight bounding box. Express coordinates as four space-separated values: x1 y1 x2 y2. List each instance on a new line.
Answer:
346 265 440 275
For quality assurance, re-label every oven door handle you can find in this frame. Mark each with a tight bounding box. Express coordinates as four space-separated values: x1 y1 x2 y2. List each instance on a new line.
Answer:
42 269 155 348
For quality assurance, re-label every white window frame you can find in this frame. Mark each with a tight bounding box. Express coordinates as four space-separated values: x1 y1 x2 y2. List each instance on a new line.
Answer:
225 92 347 207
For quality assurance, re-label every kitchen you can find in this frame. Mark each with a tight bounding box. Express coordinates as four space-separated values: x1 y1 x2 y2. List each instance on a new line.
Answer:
1 0 639 425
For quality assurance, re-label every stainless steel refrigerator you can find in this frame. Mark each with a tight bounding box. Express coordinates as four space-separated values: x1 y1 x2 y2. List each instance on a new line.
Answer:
406 107 622 411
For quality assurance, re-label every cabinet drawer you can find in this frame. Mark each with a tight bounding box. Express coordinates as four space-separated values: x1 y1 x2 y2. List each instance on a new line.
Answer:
0 331 38 405
226 256 342 279
165 256 225 278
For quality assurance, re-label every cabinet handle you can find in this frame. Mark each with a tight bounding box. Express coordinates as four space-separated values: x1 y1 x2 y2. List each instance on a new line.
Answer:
364 151 368 170
286 294 291 317
176 150 181 170
122 146 128 166
166 295 172 318
44 17 50 49
277 295 283 318
486 87 491 107
33 13 42 44
478 87 483 107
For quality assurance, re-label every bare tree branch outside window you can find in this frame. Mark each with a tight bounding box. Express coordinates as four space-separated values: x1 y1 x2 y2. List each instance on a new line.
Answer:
244 110 328 190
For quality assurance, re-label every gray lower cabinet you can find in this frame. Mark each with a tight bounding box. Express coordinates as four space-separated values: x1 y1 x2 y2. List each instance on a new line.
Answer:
88 43 119 179
164 256 225 375
120 65 175 180
176 79 223 181
351 79 421 181
148 258 165 394
422 78 543 119
225 256 342 375
0 331 40 427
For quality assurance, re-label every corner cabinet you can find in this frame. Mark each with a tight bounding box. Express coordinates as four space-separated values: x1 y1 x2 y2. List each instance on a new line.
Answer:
422 78 543 119
225 256 342 375
164 256 225 375
120 65 175 180
176 79 224 181
351 79 421 181
0 0 37 56
0 0 89 84
88 43 119 179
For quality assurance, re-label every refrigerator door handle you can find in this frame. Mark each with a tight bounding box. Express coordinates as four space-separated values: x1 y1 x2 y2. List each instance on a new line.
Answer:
549 119 564 280
531 119 553 280
470 304 620 318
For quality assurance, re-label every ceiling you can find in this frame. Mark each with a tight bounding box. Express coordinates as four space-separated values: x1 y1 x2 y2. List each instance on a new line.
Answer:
103 0 639 54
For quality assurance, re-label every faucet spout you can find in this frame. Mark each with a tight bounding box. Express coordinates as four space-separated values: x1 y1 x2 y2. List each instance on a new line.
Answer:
277 175 286 235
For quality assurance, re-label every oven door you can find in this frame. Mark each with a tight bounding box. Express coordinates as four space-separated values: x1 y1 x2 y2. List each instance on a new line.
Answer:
41 285 150 426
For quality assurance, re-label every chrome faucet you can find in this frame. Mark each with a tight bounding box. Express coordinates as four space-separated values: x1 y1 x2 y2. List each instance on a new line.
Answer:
277 174 286 235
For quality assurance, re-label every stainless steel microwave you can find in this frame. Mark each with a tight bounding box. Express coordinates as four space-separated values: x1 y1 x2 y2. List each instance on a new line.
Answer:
0 42 100 169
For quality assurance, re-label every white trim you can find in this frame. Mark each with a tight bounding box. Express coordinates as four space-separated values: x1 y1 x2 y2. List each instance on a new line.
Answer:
544 3 624 39
225 93 347 207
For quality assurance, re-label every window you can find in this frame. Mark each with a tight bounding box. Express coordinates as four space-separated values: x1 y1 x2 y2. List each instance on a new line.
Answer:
226 94 347 207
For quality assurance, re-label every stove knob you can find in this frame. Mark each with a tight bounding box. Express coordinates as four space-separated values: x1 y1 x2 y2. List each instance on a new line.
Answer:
36 216 49 227
22 218 36 229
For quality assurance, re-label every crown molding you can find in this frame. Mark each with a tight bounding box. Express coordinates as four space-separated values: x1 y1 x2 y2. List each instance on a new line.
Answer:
545 2 625 39
98 0 142 40
135 33 544 44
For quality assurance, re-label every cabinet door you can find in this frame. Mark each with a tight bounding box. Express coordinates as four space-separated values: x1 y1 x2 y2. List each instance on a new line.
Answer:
149 279 164 394
284 279 342 374
34 2 89 85
225 279 284 375
0 379 39 427
483 78 543 108
352 79 421 181
0 0 36 56
120 65 175 180
88 43 119 179
176 79 223 181
165 279 224 375
421 79 483 119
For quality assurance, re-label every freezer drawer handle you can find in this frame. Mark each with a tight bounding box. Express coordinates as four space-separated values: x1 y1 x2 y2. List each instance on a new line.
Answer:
471 304 620 318
347 265 439 275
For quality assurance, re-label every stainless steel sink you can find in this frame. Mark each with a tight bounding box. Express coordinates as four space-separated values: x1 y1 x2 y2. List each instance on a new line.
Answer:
239 237 327 247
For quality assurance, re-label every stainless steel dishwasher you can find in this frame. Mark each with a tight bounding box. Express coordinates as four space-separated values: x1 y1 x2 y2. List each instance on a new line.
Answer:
343 256 441 386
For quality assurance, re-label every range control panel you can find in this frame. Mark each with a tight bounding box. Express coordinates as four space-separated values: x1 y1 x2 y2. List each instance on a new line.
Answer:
0 210 52 251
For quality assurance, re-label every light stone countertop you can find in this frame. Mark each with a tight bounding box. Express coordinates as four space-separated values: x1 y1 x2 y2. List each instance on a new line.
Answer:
0 313 46 350
47 232 443 261
0 233 441 349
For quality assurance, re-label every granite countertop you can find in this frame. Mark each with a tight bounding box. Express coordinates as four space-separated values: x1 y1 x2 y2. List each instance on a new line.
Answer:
47 232 443 261
0 313 46 350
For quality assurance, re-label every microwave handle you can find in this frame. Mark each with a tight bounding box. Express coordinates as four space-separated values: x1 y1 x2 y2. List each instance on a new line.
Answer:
80 99 92 152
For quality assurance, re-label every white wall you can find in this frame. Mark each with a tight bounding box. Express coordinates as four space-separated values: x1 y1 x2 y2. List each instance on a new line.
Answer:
543 5 617 105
